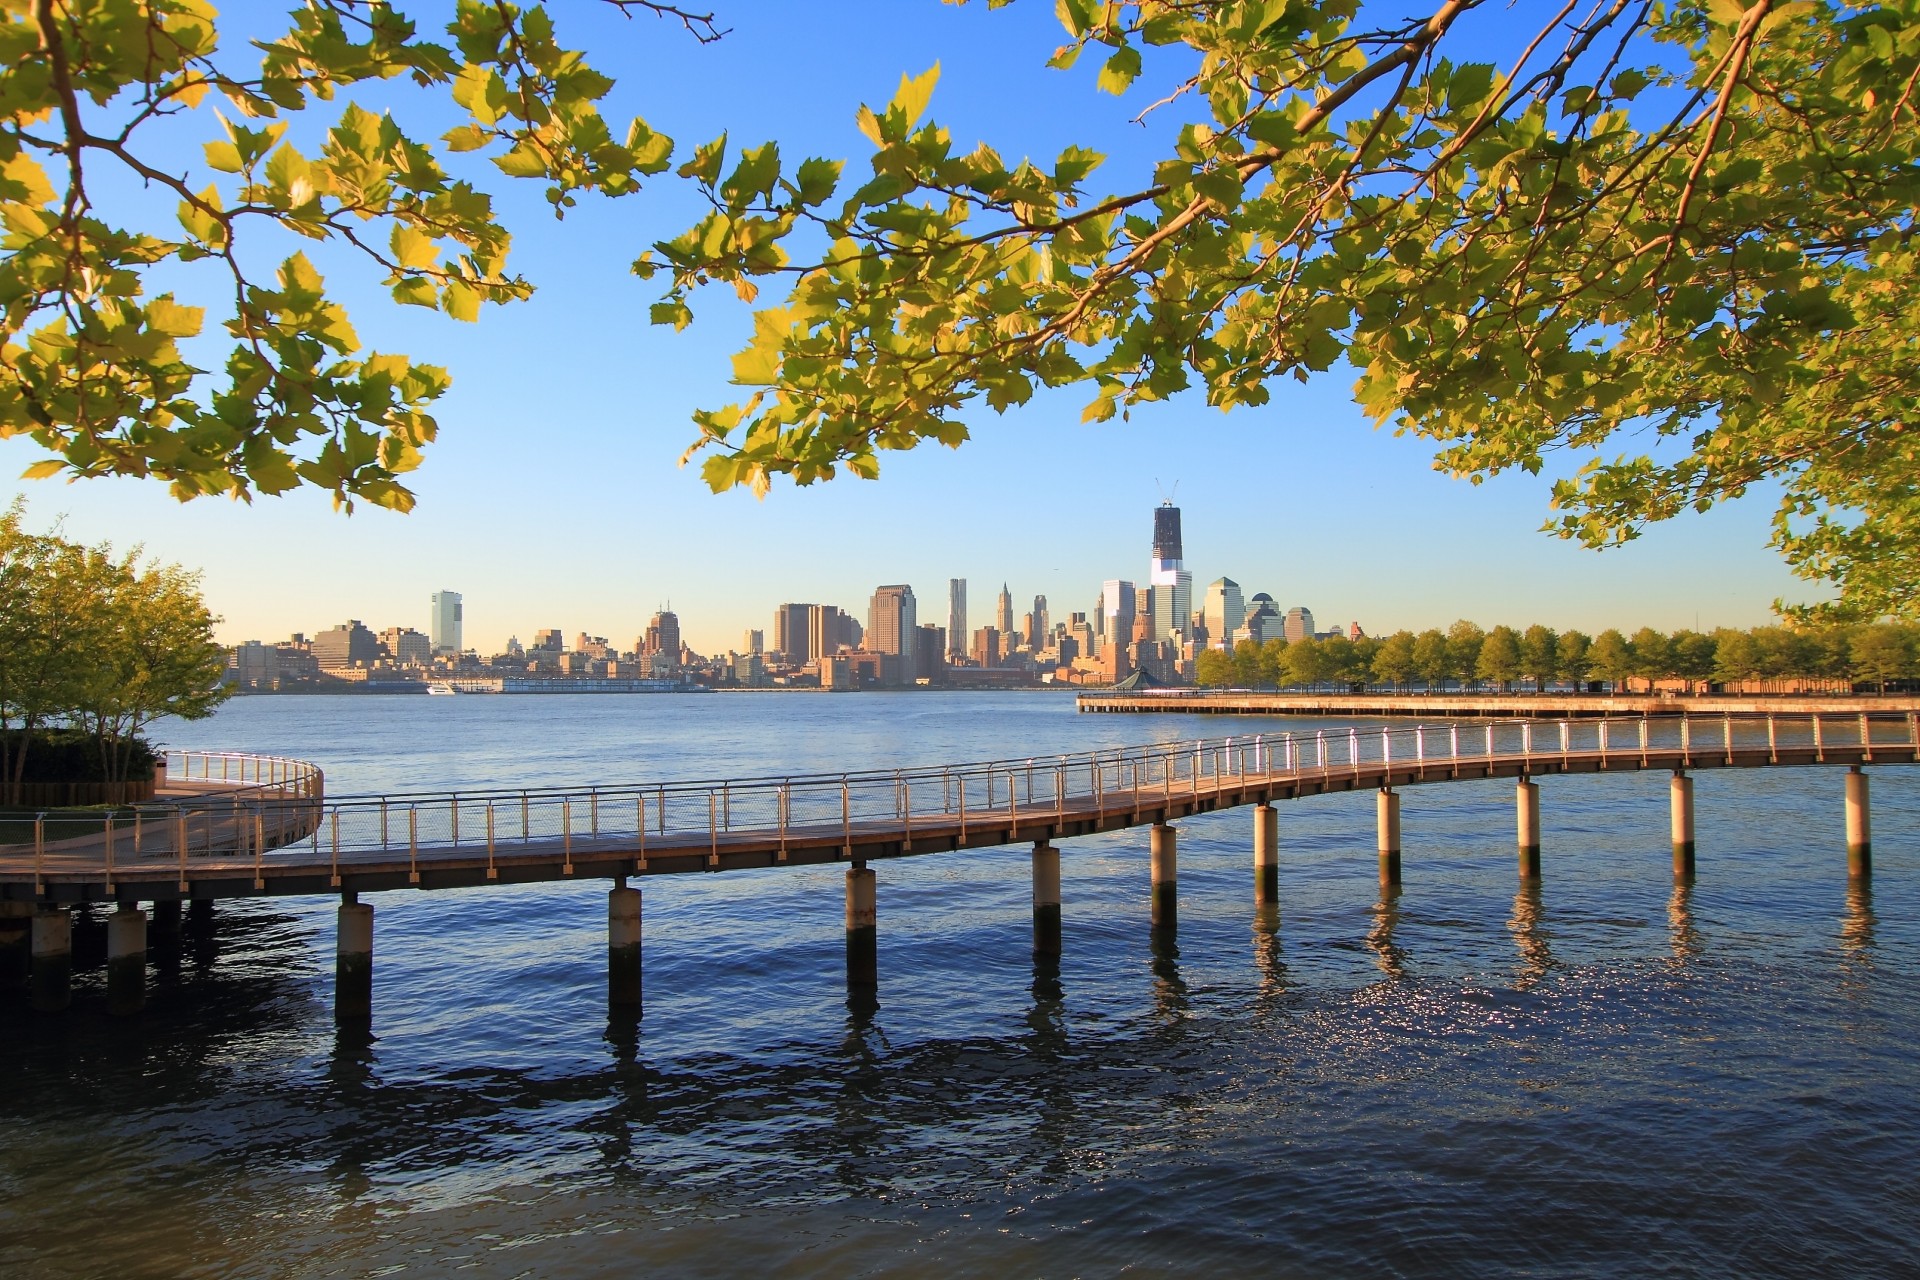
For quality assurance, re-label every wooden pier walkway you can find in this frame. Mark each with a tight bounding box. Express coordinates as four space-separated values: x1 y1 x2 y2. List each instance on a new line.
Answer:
1 711 1909 1016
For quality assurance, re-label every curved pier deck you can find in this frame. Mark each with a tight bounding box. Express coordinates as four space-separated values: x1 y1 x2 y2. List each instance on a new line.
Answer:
2 711 1910 904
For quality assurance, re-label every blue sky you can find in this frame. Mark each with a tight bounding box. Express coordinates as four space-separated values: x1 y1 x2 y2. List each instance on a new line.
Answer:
0 1 1817 653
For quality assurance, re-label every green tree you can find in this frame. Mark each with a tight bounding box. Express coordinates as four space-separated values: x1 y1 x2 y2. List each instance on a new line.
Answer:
1669 630 1719 694
1283 636 1332 689
1230 638 1265 688
1519 625 1559 693
1476 625 1522 693
1194 647 1233 689
1447 620 1485 692
0 1 702 510
1588 630 1634 694
1556 631 1592 690
1372 630 1417 692
1849 625 1915 693
1629 628 1672 692
1412 629 1450 692
1712 628 1763 686
0 505 112 801
1345 634 1379 689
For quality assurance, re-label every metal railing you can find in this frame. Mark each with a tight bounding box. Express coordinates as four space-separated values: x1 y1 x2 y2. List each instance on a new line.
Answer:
4 712 1909 890
4 749 324 892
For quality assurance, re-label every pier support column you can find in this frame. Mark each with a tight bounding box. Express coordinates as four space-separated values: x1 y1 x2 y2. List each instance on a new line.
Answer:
188 898 214 931
0 902 30 991
1847 767 1871 879
1150 824 1177 934
1671 773 1696 880
846 865 877 988
336 894 373 1024
30 906 70 1013
1032 842 1061 958
1377 789 1402 887
107 904 147 1016
149 899 182 947
1253 804 1279 905
608 879 643 1011
1517 779 1541 880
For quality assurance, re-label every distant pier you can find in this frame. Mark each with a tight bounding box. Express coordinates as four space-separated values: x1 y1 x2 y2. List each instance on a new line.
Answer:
1077 691 1920 718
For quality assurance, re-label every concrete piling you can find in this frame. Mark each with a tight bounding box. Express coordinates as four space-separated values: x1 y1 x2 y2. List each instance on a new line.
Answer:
1150 824 1177 934
1517 779 1541 880
846 865 877 988
30 906 70 1013
336 893 373 1023
1032 841 1061 958
608 879 643 1010
149 899 182 947
107 903 147 1016
1377 789 1402 887
1253 804 1279 904
1671 773 1696 880
0 902 30 991
1847 767 1871 879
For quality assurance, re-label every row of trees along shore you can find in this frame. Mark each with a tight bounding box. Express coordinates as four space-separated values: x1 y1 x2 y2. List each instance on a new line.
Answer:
0 503 228 804
1192 622 1920 695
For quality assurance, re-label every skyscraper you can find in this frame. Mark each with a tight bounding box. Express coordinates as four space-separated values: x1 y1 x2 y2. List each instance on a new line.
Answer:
644 610 681 660
995 583 1015 645
1201 577 1245 650
1283 606 1316 643
429 590 462 655
868 584 918 663
1149 501 1192 644
773 603 813 665
1101 580 1135 643
807 604 846 662
1031 594 1049 644
948 579 968 658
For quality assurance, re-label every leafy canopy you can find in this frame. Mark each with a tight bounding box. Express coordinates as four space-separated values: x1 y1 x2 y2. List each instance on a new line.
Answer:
0 0 703 510
652 0 1920 621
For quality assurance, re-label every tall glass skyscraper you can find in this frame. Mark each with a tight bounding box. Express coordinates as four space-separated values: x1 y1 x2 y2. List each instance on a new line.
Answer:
430 590 462 656
948 579 967 658
1148 503 1192 644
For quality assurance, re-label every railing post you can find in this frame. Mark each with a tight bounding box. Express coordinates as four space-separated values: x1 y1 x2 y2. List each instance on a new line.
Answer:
563 798 574 874
841 778 852 858
708 792 718 869
1860 712 1873 763
1814 714 1825 762
778 783 790 862
486 802 497 880
408 806 419 885
1769 714 1778 764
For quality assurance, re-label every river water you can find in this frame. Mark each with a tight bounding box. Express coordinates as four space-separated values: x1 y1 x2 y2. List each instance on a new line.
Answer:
2 691 1916 1277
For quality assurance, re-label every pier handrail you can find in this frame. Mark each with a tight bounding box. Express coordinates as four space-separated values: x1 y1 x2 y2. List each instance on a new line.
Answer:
5 711 1912 886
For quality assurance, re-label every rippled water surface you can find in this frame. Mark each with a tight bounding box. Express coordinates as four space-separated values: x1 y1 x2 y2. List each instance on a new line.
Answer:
4 691 1918 1277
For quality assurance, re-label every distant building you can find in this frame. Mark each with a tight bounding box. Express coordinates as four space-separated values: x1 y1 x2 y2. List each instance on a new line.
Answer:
430 591 463 656
1101 579 1136 644
379 626 432 667
915 624 946 682
808 604 848 662
971 626 1001 668
1201 578 1245 651
1031 595 1049 643
743 629 765 655
1148 502 1192 644
1349 621 1366 641
1283 606 1316 644
868 585 918 664
1243 594 1281 646
644 611 681 663
995 583 1016 646
774 603 813 665
532 628 563 654
313 621 381 670
948 579 968 658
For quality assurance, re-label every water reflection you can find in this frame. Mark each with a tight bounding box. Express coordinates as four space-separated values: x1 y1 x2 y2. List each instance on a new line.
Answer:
1507 882 1556 988
1251 903 1288 1003
1150 933 1188 1020
1667 881 1702 966
1367 885 1407 980
1840 882 1876 979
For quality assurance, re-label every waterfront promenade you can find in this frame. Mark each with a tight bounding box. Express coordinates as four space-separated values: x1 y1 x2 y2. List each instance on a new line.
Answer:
0 710 1909 1017
1077 691 1920 718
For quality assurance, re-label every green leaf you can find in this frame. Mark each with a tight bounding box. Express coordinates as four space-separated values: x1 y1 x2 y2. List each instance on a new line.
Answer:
391 225 438 270
890 63 941 130
1097 45 1142 95
678 133 729 185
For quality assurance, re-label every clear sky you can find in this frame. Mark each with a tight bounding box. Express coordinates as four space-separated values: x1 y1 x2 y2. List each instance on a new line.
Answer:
0 1 1820 654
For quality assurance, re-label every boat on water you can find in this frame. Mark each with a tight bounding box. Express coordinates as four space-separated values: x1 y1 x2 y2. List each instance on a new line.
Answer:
426 682 458 696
